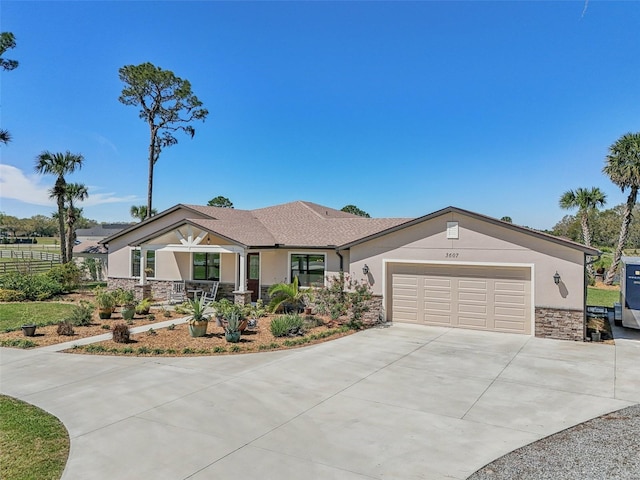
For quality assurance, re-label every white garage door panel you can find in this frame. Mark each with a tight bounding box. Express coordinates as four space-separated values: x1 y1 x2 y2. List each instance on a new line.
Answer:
459 292 487 302
459 303 487 314
390 264 531 335
495 282 525 292
495 294 525 305
424 313 452 325
459 316 488 328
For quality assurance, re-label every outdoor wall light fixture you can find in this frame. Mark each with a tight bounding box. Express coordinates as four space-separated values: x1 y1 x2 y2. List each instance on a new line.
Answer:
362 264 370 275
553 271 561 285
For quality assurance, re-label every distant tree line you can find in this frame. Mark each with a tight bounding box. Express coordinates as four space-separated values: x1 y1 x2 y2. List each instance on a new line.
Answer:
551 204 640 250
0 213 98 239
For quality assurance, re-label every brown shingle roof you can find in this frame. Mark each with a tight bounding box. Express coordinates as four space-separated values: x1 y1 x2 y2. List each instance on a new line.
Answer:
180 201 409 247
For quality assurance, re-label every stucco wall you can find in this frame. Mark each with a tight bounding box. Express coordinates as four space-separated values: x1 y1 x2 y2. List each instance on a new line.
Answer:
348 212 587 312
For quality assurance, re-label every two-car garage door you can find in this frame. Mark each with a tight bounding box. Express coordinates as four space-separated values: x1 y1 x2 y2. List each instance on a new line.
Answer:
390 263 531 335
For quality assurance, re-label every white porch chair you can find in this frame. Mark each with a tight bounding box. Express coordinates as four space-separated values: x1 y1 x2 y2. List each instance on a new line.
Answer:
168 281 186 304
202 281 219 306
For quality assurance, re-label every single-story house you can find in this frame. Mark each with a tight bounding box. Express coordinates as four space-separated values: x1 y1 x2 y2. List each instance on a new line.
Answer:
101 201 599 341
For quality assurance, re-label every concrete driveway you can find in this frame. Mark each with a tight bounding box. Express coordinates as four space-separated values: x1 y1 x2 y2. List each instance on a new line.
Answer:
1 324 639 480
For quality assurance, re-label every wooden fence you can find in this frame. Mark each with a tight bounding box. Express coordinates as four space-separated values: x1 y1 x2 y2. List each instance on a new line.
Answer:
0 260 59 275
0 250 61 262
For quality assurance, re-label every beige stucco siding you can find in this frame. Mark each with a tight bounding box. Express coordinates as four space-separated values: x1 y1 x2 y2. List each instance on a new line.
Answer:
349 212 586 311
258 249 343 287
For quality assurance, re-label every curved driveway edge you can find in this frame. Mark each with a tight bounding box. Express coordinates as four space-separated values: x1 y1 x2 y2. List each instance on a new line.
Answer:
1 324 639 480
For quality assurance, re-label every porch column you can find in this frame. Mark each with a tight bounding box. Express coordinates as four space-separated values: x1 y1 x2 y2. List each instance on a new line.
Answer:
238 250 247 292
139 247 147 285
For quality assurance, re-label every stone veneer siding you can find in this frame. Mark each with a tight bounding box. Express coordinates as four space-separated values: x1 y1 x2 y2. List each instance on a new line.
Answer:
535 307 585 341
107 277 236 302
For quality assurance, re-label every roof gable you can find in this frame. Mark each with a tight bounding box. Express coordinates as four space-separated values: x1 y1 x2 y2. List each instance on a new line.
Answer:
340 206 600 254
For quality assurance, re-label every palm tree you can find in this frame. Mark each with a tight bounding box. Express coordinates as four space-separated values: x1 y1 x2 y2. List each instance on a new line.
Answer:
559 187 606 248
267 276 305 313
0 129 11 144
602 132 640 285
35 151 84 263
130 205 157 222
64 183 88 262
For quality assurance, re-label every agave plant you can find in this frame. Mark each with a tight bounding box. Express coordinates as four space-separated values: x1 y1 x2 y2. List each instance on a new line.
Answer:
186 295 210 324
224 310 242 333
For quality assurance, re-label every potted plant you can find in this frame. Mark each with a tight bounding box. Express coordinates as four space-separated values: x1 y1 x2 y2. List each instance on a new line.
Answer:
302 290 315 315
187 294 210 337
21 307 36 336
118 289 136 321
95 287 116 319
211 298 232 327
244 299 266 328
135 298 152 315
21 324 37 337
224 310 242 343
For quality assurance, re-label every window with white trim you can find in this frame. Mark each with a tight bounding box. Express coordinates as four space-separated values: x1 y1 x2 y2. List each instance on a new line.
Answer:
290 253 325 287
193 252 220 281
131 249 155 277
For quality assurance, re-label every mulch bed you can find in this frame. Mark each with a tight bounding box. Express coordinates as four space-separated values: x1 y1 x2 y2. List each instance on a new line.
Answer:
64 315 355 356
0 307 185 348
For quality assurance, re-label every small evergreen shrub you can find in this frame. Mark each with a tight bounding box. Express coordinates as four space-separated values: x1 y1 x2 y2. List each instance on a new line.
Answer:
66 300 93 326
0 288 25 302
212 346 226 353
270 314 304 337
167 323 175 331
230 344 241 352
136 346 151 354
101 324 111 330
56 321 75 336
112 323 130 343
46 262 82 292
0 271 63 301
0 338 36 348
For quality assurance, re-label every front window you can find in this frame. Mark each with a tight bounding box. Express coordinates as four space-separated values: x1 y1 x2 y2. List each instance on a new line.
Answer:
291 253 325 287
131 249 155 277
193 253 220 281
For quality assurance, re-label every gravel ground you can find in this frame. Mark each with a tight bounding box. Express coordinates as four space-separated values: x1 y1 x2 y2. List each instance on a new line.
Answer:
467 404 640 480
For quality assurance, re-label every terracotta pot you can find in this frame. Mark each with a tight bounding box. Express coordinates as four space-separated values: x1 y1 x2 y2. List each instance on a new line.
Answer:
189 320 208 338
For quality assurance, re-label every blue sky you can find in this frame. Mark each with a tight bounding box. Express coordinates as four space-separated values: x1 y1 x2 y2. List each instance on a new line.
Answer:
1 1 638 230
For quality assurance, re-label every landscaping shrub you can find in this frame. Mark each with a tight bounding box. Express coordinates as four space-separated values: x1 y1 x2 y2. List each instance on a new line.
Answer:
46 262 82 292
0 271 63 301
314 272 372 327
270 314 304 337
56 321 75 336
112 323 130 343
65 301 93 326
0 339 36 348
0 288 25 302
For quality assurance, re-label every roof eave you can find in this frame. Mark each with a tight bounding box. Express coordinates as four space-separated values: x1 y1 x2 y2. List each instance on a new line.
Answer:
129 219 248 249
99 204 218 245
338 206 600 255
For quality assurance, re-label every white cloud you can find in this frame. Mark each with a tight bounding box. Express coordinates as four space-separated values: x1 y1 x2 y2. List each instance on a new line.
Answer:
0 164 53 206
0 164 138 208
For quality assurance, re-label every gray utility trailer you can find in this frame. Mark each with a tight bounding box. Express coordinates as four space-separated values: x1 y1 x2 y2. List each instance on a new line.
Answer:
620 256 640 329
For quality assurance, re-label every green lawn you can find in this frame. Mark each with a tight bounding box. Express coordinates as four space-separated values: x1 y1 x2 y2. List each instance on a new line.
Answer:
587 287 620 308
0 303 76 332
0 395 69 480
